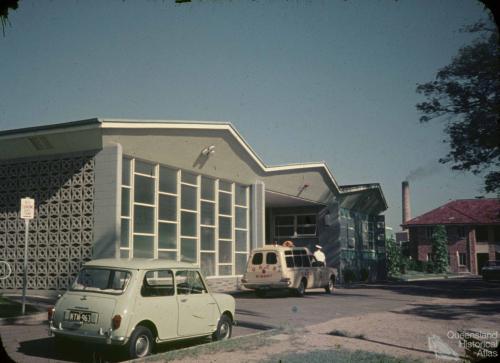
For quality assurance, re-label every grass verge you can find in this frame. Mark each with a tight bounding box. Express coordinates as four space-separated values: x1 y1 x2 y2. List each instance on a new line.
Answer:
0 294 39 318
260 348 423 363
140 330 277 362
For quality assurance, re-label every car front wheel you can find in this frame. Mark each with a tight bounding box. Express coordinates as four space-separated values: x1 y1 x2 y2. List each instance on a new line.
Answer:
128 326 154 359
212 314 232 341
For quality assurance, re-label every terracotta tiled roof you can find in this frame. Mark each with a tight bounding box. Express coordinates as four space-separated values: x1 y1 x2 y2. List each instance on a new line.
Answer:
403 199 500 226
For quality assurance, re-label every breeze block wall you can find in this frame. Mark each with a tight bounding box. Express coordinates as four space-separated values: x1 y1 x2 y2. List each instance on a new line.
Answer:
0 154 96 293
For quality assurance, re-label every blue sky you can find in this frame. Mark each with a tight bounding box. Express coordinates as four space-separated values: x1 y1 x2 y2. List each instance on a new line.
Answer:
0 0 492 231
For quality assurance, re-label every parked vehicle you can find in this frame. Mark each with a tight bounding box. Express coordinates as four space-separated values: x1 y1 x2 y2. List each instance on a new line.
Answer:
48 259 235 359
482 260 500 281
241 245 337 297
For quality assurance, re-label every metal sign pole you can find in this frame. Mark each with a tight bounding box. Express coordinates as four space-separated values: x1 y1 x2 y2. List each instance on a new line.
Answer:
20 197 35 316
22 219 29 315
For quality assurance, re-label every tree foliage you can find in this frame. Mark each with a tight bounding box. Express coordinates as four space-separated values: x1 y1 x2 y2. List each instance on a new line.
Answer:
385 237 401 276
416 20 500 193
431 225 449 273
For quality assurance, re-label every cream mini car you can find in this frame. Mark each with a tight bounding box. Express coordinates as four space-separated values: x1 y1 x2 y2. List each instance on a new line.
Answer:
241 245 337 297
48 259 235 359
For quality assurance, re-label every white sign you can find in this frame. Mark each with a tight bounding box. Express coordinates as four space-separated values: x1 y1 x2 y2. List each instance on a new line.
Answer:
20 198 35 220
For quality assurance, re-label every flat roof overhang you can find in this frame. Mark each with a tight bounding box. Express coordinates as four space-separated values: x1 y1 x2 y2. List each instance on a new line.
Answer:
265 190 326 208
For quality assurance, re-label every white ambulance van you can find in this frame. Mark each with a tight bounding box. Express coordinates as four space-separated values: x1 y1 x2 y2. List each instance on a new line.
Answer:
241 245 336 297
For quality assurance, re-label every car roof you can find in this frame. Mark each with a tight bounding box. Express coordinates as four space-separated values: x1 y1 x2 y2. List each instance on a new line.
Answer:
83 258 199 270
251 245 311 253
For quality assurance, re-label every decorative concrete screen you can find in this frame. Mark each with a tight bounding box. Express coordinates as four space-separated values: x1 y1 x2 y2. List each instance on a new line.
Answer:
0 155 95 291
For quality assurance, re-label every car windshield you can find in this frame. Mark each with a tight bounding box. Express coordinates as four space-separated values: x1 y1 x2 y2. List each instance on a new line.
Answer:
71 268 131 294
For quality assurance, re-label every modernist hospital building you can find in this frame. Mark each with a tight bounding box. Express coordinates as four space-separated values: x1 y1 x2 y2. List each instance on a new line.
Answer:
0 119 387 294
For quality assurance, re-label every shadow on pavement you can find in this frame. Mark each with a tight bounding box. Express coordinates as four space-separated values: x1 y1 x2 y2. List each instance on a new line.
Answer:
347 278 500 301
16 335 215 362
394 301 500 321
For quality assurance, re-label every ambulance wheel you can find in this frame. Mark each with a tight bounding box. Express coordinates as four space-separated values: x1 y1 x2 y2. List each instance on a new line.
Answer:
295 279 306 297
325 276 335 294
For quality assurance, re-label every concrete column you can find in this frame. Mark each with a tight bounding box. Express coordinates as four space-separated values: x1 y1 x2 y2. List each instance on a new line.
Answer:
93 143 122 259
250 181 265 250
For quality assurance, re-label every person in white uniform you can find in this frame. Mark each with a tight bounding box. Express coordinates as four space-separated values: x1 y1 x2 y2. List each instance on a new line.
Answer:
313 244 326 264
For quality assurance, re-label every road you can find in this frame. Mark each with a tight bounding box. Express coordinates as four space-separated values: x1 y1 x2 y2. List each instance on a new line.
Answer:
1 277 499 362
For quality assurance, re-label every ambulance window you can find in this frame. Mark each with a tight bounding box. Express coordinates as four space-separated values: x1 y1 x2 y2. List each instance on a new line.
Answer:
293 251 303 267
302 255 311 267
284 251 294 267
266 252 277 265
252 253 263 265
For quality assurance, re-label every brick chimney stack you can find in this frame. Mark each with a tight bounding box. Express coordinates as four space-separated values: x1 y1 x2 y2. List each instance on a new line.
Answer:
402 181 411 227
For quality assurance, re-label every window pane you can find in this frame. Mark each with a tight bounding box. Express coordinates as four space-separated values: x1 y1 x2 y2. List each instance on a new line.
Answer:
181 211 197 237
143 270 174 297
219 180 232 192
266 252 277 264
235 207 247 229
252 253 263 265
181 185 197 211
219 240 232 263
201 227 215 251
276 216 294 225
159 166 177 194
201 202 215 225
219 216 231 239
121 188 130 217
159 194 177 221
159 223 177 249
134 206 154 233
235 230 247 252
235 185 247 206
134 175 154 204
122 158 131 186
133 235 154 258
276 226 294 237
201 177 215 200
219 193 231 215
297 226 316 235
235 253 248 275
135 160 155 176
201 253 216 277
158 251 177 260
219 265 232 276
181 171 198 185
298 215 316 225
120 219 129 248
181 238 197 263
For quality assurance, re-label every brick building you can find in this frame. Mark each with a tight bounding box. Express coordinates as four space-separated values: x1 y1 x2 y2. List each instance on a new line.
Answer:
403 199 500 274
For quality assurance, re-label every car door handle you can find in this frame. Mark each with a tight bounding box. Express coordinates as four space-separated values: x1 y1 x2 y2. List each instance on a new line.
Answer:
180 298 187 302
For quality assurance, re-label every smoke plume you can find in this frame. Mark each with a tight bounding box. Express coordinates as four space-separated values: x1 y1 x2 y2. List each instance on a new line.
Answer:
406 161 444 182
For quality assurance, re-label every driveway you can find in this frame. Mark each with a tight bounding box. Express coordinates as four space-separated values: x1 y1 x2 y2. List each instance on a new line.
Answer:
1 277 499 362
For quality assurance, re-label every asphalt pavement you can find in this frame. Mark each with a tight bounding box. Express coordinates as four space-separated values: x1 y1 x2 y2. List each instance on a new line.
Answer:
1 277 499 363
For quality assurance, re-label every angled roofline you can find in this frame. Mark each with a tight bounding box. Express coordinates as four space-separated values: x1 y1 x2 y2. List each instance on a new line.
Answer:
339 183 388 210
99 118 343 192
0 118 388 210
0 118 101 139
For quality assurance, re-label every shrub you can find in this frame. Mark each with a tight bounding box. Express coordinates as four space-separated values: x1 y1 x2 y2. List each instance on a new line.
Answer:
360 267 370 282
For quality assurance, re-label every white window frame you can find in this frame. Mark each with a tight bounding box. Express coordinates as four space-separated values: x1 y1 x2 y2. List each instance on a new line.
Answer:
120 156 250 277
274 214 317 238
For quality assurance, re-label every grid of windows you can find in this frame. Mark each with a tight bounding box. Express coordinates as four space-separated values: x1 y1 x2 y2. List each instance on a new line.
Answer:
274 214 317 238
120 157 250 277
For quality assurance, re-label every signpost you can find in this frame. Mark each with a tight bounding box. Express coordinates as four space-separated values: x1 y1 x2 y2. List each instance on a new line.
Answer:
20 197 35 315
